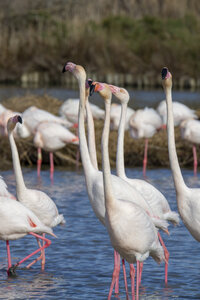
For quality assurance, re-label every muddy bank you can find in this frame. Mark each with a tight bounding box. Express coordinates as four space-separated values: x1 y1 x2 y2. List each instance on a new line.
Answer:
0 94 199 171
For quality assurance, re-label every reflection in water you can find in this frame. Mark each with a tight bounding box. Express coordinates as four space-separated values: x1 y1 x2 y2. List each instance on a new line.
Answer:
0 167 200 299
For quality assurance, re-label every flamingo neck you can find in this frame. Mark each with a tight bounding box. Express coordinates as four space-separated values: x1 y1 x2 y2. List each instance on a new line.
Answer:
8 132 26 196
166 86 187 193
78 78 94 173
86 99 98 170
102 100 115 212
116 102 127 179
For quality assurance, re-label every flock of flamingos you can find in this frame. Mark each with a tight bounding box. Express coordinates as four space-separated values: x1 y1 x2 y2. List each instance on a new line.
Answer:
0 62 200 300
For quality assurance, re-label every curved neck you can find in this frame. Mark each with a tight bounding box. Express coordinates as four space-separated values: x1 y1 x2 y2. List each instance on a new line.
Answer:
78 80 94 173
86 100 98 170
102 100 115 211
116 102 127 179
8 132 26 195
166 86 187 192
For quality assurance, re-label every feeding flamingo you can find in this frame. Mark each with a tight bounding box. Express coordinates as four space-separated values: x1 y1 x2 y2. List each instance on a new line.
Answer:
0 175 54 276
7 115 65 270
62 62 168 298
33 121 79 181
129 107 162 177
162 67 200 254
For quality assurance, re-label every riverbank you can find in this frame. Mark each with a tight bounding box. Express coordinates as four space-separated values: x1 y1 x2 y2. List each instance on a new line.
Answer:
0 94 199 171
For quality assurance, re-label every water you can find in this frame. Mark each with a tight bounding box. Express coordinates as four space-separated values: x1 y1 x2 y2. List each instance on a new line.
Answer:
0 167 200 299
0 85 200 110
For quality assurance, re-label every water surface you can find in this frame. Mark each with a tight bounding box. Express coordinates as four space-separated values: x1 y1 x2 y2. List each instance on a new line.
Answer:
0 167 200 299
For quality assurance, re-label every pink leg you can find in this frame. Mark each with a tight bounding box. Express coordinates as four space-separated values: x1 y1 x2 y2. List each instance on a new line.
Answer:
8 232 51 275
108 250 121 300
26 233 46 270
158 232 169 284
143 139 148 177
139 262 143 285
37 148 42 178
6 241 12 273
49 152 54 182
130 264 135 300
193 145 197 176
136 261 140 300
122 259 129 299
114 250 120 294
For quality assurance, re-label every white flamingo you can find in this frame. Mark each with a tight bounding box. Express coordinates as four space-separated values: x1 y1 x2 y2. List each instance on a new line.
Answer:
17 106 73 138
157 99 197 127
62 62 168 298
129 107 162 177
180 118 200 176
59 98 105 124
0 103 21 136
162 67 200 253
33 121 79 181
0 176 54 276
110 102 135 130
108 84 179 284
7 115 65 270
98 82 165 300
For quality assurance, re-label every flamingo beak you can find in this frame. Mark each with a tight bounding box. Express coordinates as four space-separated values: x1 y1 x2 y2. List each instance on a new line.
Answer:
17 116 22 124
62 63 67 73
89 83 96 96
161 67 168 80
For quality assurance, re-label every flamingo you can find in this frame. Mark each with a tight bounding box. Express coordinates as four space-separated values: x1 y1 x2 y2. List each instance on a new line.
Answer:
180 118 200 176
129 107 162 177
97 82 165 300
62 62 168 298
33 121 79 181
59 98 105 124
162 67 200 255
108 84 179 284
7 115 65 270
110 102 135 130
17 106 73 139
0 176 54 276
157 99 197 127
0 103 21 136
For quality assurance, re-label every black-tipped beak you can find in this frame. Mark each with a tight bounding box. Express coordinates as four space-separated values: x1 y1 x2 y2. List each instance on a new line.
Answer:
89 84 96 96
17 116 22 124
62 64 67 73
161 67 168 80
87 79 93 87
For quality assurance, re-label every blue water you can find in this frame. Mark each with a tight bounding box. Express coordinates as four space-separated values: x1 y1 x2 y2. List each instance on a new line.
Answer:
0 167 200 299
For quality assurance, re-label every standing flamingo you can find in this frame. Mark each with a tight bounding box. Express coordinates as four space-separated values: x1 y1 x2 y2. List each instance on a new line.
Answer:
7 115 65 270
0 176 54 275
97 82 165 300
180 118 200 176
129 107 162 177
33 121 79 181
157 99 197 127
108 84 179 284
62 62 168 298
162 67 200 252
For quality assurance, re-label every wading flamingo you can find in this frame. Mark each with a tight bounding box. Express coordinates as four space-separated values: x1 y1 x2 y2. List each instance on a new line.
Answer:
7 115 65 270
162 67 200 252
62 62 168 299
0 176 54 276
109 84 179 284
96 82 165 300
129 107 162 177
180 118 200 176
33 121 79 182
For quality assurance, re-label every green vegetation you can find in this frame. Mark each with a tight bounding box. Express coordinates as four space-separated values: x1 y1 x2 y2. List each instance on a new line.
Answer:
0 2 200 86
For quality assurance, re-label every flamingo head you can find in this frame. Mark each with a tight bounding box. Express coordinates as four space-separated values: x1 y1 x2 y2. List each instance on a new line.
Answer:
109 84 130 104
161 67 172 90
7 115 22 133
91 82 112 104
62 62 86 82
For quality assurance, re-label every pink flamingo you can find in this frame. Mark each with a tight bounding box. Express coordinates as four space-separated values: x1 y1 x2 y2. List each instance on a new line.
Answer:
0 176 55 276
7 115 65 270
